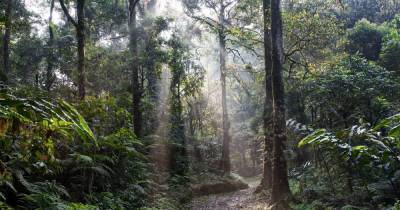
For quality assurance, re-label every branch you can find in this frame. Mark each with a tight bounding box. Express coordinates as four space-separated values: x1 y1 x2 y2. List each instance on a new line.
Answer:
138 2 145 16
49 0 55 23
191 15 220 29
230 68 252 97
223 0 237 10
227 47 247 64
204 0 219 14
59 0 77 27
133 0 140 8
227 38 262 58
337 0 345 9
109 34 128 40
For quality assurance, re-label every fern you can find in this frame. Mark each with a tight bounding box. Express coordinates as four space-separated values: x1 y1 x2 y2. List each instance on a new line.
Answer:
298 113 400 205
0 92 96 144
29 181 71 199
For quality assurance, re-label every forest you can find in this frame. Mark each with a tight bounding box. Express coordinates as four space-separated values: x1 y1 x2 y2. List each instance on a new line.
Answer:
1 0 400 209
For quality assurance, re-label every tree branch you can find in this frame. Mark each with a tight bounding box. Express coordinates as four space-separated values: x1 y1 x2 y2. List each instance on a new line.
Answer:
133 0 140 8
59 0 78 27
191 15 220 29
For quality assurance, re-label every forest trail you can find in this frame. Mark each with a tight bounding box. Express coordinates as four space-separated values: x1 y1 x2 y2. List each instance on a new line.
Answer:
189 177 271 210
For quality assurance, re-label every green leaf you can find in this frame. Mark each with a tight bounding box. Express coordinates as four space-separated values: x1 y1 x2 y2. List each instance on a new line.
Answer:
58 101 97 145
299 129 327 147
352 145 367 151
374 113 400 131
70 153 93 164
389 124 400 138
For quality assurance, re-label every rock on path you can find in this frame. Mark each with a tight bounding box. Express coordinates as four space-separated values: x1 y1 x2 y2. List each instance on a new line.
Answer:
189 178 271 210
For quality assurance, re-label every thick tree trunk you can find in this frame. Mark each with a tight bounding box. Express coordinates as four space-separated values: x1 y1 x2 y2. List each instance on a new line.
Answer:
144 38 159 133
258 0 273 191
219 29 231 174
270 0 291 208
59 0 86 99
169 54 187 177
129 0 142 138
45 0 55 91
77 0 86 99
2 0 12 82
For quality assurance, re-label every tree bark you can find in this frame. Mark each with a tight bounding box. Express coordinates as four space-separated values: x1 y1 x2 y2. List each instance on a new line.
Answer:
129 0 142 138
59 0 86 99
258 0 273 191
218 5 231 174
77 0 86 99
45 0 55 91
2 0 12 82
144 37 159 133
270 0 291 207
169 40 187 177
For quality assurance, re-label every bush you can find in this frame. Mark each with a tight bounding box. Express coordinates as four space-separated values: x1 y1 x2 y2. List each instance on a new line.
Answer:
0 90 150 209
346 19 386 61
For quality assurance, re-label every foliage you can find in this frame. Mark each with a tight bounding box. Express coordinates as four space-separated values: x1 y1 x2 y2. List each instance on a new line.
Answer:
0 89 96 143
286 13 400 208
304 55 398 128
4 0 400 209
0 90 149 209
380 34 400 73
168 35 189 178
0 89 97 208
284 0 342 73
346 19 386 61
297 113 400 207
76 94 132 137
337 0 400 26
380 17 400 74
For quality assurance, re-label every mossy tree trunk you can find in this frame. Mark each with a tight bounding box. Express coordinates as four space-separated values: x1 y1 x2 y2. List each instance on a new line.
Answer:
129 0 142 138
45 0 55 91
259 0 273 191
219 23 231 175
270 0 291 208
2 0 12 82
59 0 86 99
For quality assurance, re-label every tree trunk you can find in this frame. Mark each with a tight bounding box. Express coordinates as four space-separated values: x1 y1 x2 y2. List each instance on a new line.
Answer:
217 3 231 174
259 0 273 191
129 0 142 138
144 37 159 133
2 0 12 82
270 0 291 207
167 37 188 177
218 23 231 173
45 0 55 91
59 0 86 99
77 0 86 99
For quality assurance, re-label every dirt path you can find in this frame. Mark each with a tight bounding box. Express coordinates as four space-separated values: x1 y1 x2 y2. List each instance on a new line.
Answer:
189 177 271 210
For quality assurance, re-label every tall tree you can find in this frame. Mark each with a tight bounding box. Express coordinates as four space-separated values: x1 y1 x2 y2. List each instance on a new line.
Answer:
168 35 188 177
270 0 291 207
128 0 142 138
45 0 55 91
217 2 231 174
259 0 273 190
183 0 239 174
141 17 168 135
2 0 12 82
59 0 86 99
